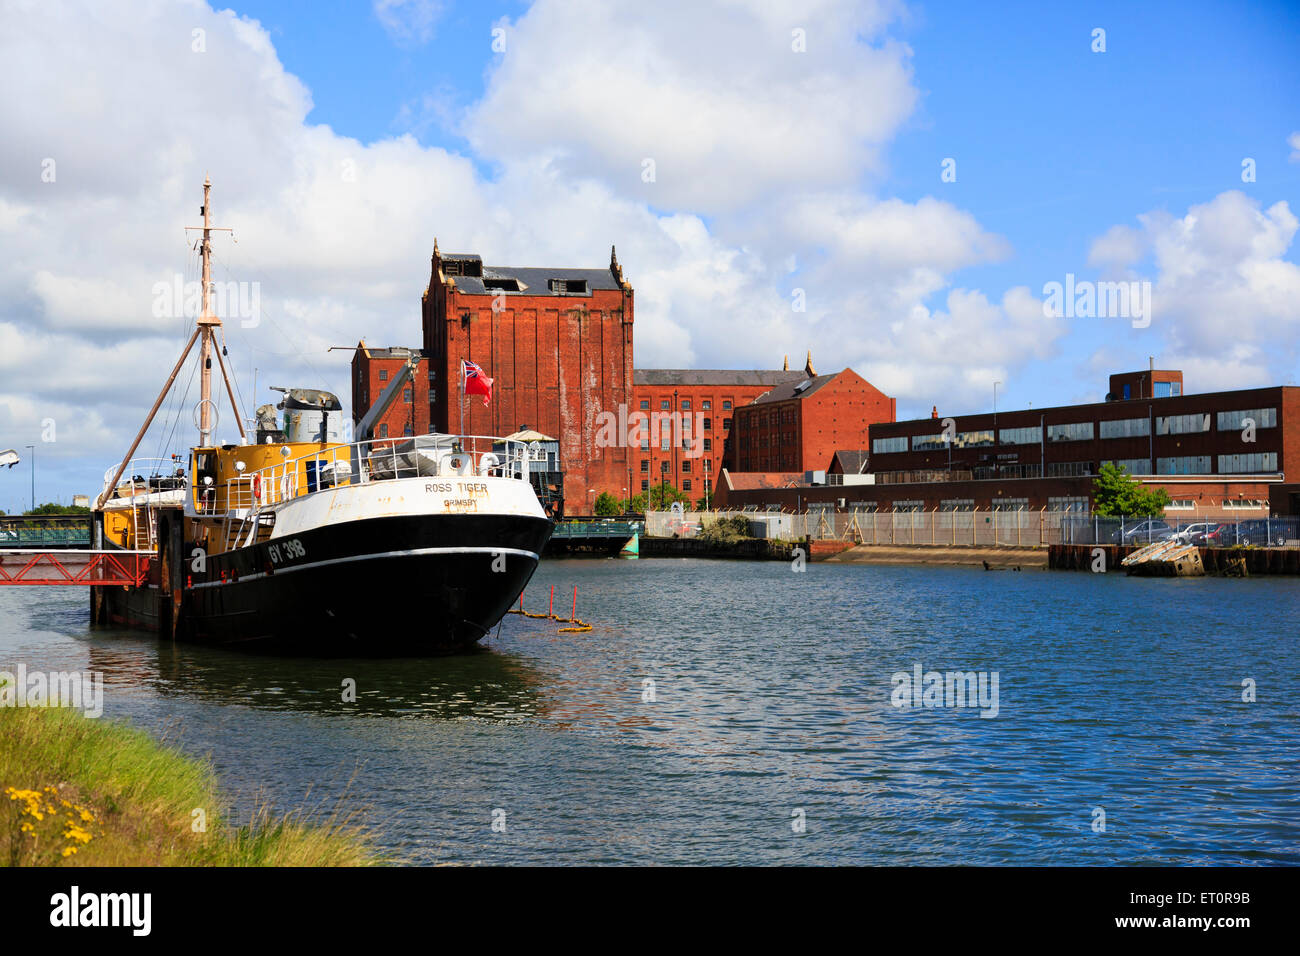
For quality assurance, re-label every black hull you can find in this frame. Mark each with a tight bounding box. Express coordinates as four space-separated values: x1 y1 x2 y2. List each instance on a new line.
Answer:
104 513 552 657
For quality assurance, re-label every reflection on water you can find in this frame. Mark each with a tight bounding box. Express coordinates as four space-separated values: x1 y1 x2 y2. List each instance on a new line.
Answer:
83 638 552 721
2 563 1299 866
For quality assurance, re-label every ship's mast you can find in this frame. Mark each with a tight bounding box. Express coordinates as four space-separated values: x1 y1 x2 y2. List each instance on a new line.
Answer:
95 178 246 509
193 176 229 447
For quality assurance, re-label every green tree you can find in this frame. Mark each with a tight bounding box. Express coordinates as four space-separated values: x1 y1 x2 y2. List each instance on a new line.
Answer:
1091 462 1171 517
630 482 691 512
592 491 623 517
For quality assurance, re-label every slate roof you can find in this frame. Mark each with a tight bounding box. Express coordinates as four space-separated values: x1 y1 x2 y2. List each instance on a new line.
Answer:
748 372 840 405
831 450 870 474
632 369 807 387
447 262 622 297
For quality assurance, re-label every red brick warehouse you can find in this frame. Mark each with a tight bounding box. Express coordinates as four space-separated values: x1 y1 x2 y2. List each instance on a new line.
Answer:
630 359 817 502
349 342 429 439
421 242 635 514
731 361 897 473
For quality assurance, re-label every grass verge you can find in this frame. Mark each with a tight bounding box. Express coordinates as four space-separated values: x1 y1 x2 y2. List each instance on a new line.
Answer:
0 705 378 866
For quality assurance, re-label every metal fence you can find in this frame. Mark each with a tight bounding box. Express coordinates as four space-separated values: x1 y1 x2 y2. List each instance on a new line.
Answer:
645 510 1300 548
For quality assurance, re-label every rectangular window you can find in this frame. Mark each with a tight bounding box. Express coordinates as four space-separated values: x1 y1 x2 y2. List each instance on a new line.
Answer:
1048 496 1089 513
892 500 924 513
681 399 691 411
640 399 649 410
640 460 649 473
1157 455 1211 475
1154 381 1174 398
660 461 670 473
378 369 389 382
703 438 712 452
911 433 948 451
872 436 908 454
641 480 649 491
1165 499 1195 510
1047 422 1095 442
722 400 732 410
1223 498 1265 510
1217 452 1278 473
849 501 879 513
1217 407 1277 431
403 388 412 403
992 497 1030 512
1105 458 1151 475
660 400 670 410
1156 413 1210 435
998 426 1042 445
660 435 670 451
682 479 692 491
702 400 711 410
379 423 389 438
722 417 732 430
681 460 691 473
640 438 649 451
703 417 712 431
1045 461 1094 477
954 430 994 448
1099 417 1149 439
940 499 974 512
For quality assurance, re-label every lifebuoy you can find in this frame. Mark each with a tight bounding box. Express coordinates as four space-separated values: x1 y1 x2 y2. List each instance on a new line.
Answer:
252 474 262 501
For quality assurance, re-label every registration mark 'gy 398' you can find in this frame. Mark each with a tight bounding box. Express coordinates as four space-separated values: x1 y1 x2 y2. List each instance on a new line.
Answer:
268 539 306 564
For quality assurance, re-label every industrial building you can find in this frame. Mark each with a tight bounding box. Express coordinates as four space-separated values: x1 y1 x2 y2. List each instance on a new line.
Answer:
350 343 429 440
420 242 635 514
716 368 1300 517
629 363 810 503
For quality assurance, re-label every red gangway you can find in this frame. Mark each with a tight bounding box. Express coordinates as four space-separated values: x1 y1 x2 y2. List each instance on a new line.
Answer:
0 550 153 587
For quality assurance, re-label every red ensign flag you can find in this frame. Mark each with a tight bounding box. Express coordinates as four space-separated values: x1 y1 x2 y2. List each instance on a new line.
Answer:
462 359 494 406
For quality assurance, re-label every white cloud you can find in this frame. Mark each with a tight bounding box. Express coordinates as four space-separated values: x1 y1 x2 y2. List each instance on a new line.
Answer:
0 0 1051 504
373 0 444 46
1289 130 1300 163
466 0 916 214
1088 191 1300 385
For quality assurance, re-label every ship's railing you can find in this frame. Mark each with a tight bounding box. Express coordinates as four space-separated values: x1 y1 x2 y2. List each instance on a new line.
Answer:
224 435 531 512
100 457 187 502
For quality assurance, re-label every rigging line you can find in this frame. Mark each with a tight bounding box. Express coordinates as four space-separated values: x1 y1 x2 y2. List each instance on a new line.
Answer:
160 338 199 459
157 345 202 466
149 245 199 470
207 246 351 402
205 251 252 426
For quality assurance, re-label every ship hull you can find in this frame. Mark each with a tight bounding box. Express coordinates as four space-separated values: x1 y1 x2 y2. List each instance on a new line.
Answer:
106 512 552 656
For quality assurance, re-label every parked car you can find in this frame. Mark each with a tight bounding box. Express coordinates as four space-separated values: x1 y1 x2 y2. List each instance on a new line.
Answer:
1111 519 1176 544
1230 519 1288 547
1172 522 1227 545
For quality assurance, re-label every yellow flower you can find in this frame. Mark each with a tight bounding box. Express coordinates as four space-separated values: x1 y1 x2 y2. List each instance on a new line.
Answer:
61 846 78 858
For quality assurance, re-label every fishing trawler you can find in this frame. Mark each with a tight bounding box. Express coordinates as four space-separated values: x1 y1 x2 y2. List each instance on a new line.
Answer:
91 179 552 655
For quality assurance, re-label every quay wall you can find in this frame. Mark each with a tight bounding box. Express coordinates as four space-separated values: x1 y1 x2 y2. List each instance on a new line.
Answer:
1050 544 1300 574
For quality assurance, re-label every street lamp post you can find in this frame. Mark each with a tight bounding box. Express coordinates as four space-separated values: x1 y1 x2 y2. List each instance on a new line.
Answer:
24 444 34 514
992 382 1001 477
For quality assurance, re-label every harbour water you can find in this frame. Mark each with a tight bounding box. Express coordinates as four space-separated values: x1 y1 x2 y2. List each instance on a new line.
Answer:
3 560 1297 865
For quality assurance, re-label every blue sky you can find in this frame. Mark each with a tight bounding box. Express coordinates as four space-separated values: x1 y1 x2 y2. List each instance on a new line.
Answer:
241 0 1300 413
1 0 1298 509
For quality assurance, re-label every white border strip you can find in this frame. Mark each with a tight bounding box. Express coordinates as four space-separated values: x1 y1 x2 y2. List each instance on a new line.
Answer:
189 545 539 590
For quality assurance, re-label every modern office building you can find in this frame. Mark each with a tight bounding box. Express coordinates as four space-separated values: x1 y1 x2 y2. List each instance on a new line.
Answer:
716 369 1298 516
